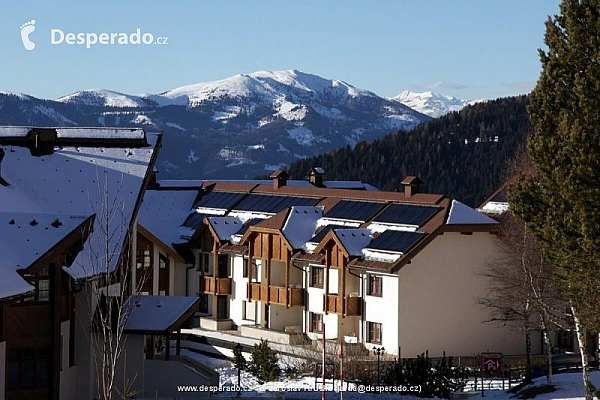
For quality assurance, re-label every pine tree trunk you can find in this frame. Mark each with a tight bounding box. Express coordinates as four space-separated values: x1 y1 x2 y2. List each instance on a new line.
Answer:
572 304 594 400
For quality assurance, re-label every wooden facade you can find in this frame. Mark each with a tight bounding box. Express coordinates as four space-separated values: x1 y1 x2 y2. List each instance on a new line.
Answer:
318 235 363 318
2 216 93 400
245 230 305 309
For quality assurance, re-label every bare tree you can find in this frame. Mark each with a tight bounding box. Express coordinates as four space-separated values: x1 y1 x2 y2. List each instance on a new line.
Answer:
74 171 150 400
480 214 568 385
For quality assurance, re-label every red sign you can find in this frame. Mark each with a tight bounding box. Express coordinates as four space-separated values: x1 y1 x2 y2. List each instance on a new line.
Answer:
483 356 502 374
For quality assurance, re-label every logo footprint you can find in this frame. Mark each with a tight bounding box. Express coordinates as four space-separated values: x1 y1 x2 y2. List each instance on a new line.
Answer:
20 20 36 50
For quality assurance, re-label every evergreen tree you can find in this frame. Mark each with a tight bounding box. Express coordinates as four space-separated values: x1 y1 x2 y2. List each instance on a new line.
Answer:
510 2 600 398
248 339 281 382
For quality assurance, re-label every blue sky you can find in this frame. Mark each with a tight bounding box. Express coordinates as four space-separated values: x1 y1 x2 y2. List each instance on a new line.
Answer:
1 0 560 101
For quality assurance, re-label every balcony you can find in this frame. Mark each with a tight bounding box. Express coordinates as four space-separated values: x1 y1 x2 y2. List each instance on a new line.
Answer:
247 282 304 307
324 294 362 316
203 276 232 295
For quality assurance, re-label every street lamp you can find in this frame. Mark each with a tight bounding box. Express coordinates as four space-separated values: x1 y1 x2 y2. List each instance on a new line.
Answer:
234 343 243 396
373 346 385 386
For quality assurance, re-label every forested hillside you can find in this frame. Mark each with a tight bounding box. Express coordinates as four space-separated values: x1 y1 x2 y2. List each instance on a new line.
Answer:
288 95 531 206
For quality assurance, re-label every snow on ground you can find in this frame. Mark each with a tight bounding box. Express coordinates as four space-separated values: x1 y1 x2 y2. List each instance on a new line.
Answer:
264 163 286 171
130 114 155 125
470 370 600 400
183 347 600 399
166 122 186 131
286 126 329 147
275 99 308 121
187 150 199 163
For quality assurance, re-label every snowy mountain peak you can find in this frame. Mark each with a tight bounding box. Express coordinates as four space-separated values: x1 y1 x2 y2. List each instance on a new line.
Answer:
392 90 471 118
56 89 151 108
153 69 373 108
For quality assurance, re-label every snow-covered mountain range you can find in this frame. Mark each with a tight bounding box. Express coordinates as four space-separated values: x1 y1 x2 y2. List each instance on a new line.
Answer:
392 90 473 118
0 70 430 179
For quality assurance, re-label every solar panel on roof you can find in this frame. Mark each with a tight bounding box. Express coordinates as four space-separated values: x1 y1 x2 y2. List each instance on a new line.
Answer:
233 194 318 214
373 204 440 227
366 230 424 253
236 218 263 236
323 200 385 222
182 213 211 230
308 224 346 243
193 191 246 211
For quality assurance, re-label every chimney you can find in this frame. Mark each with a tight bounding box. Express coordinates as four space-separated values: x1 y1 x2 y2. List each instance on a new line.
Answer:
308 167 325 187
270 169 289 190
401 176 422 197
149 167 159 188
0 149 7 187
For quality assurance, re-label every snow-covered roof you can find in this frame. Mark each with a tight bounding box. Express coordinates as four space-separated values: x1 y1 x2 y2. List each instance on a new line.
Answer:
334 229 373 257
207 217 244 243
0 126 30 137
55 127 145 139
0 212 91 300
446 200 498 225
156 179 204 188
323 181 379 191
138 189 199 251
124 295 199 333
0 128 160 280
478 201 510 215
281 206 323 250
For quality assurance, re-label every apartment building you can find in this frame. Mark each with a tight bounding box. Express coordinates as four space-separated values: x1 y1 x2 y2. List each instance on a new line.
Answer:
187 171 531 357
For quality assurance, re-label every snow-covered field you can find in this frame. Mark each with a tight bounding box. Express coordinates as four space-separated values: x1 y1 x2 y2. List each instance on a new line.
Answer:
182 349 600 399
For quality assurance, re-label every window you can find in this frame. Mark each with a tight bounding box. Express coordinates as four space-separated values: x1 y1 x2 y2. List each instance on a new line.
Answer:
159 254 168 269
242 300 255 321
310 312 323 333
199 294 209 314
6 348 50 390
203 253 210 273
137 249 152 269
368 275 382 297
38 278 50 302
144 250 151 269
243 258 248 278
368 322 382 344
20 267 50 303
310 267 324 288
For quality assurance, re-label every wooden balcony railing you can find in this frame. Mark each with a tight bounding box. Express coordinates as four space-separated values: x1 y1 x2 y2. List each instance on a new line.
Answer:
203 277 232 295
323 294 362 316
247 282 304 307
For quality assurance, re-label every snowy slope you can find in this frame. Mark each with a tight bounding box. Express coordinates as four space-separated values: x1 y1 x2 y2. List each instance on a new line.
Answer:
57 89 152 107
392 90 472 118
154 70 373 107
3 70 431 180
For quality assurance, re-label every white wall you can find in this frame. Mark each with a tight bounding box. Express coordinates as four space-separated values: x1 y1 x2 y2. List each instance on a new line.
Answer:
172 261 189 296
363 274 399 354
397 231 528 357
270 260 285 286
114 335 145 397
71 286 95 400
187 267 199 297
306 264 325 340
268 304 303 332
230 255 249 327
59 321 75 400
0 341 5 400
328 269 339 294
